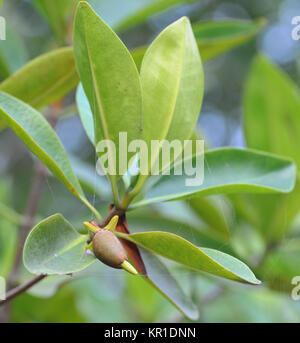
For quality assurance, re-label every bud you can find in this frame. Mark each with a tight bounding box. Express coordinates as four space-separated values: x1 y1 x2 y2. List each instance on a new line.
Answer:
84 216 138 275
92 228 128 269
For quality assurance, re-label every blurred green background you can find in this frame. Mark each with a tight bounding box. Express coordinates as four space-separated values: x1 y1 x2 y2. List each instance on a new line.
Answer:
0 0 300 323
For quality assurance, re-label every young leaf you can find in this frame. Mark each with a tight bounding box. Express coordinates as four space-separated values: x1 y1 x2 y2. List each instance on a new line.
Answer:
0 92 93 210
140 248 199 320
132 148 296 207
139 16 203 178
194 19 266 61
24 214 95 275
0 47 79 110
73 1 143 180
117 231 260 285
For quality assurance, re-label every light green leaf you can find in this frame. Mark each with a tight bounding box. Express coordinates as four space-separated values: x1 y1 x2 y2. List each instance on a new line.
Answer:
76 83 94 144
23 214 95 275
118 231 260 284
139 16 203 179
244 54 300 168
140 248 199 320
73 1 143 181
194 19 265 61
0 92 91 208
0 47 79 110
115 0 198 32
132 148 296 207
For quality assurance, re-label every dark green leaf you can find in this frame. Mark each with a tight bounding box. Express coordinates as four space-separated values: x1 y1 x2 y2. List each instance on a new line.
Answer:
133 148 296 207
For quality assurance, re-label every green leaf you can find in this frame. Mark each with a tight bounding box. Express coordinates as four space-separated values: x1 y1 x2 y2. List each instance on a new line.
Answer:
194 19 266 61
117 231 260 284
0 47 79 110
139 16 203 177
76 83 94 144
132 148 296 207
140 248 199 320
23 214 95 275
115 0 198 32
244 54 300 168
73 1 143 182
0 92 87 204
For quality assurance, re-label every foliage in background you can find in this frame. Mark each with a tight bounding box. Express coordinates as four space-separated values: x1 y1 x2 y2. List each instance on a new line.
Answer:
0 0 299 323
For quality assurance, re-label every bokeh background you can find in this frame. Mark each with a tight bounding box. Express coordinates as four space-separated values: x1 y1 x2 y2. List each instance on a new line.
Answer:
0 0 300 323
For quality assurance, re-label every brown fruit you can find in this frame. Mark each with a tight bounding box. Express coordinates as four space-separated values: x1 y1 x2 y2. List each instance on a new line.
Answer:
92 228 128 269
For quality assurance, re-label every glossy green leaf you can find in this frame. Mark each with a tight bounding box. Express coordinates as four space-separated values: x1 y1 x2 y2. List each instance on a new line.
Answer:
73 1 143 180
115 0 198 32
0 47 79 110
118 231 260 284
23 214 95 275
244 54 300 168
194 19 265 61
140 248 199 320
132 148 296 207
0 92 87 204
76 83 94 144
139 16 203 178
